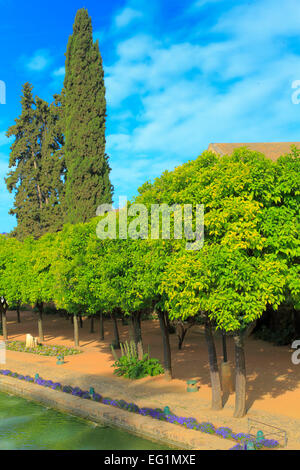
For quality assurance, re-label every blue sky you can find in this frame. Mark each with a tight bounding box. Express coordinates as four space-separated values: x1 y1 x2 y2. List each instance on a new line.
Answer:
1 0 300 232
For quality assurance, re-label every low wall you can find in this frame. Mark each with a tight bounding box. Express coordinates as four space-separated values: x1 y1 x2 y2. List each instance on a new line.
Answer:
0 375 230 450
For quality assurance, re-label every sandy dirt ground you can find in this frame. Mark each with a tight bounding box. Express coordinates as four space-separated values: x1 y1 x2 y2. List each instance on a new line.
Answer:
1 309 300 449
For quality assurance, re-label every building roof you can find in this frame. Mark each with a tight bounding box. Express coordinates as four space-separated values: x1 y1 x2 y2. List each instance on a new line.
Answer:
207 142 300 161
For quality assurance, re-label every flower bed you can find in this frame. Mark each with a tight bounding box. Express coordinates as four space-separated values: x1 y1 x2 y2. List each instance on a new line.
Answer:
0 369 279 450
6 341 81 357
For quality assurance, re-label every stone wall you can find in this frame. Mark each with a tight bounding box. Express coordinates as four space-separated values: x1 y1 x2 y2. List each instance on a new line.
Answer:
0 375 231 450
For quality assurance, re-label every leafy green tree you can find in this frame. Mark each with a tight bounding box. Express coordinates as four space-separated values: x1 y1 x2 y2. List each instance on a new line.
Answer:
63 8 113 224
51 221 96 347
137 147 299 415
161 245 286 414
0 235 23 340
36 95 65 233
6 84 64 239
20 234 58 341
86 209 173 375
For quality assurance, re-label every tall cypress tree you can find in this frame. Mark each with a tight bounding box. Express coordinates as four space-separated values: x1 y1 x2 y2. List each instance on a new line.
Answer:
5 83 64 239
36 94 65 233
63 8 113 224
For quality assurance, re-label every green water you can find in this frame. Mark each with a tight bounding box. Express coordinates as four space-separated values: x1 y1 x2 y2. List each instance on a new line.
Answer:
0 392 170 450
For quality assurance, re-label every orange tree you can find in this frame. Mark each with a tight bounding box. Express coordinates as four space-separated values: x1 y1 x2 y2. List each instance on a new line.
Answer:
136 147 299 416
88 224 172 367
161 245 286 414
50 221 97 347
19 233 58 341
0 235 24 340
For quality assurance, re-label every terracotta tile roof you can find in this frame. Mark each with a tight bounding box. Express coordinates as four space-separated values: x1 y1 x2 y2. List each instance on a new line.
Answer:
207 142 300 161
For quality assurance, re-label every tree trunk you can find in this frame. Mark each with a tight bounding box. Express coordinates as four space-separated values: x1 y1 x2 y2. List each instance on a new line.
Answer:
2 309 8 341
37 302 44 341
73 314 79 347
222 331 227 362
158 308 173 380
90 316 95 333
233 331 246 418
79 314 83 328
204 320 222 410
17 302 21 323
17 307 21 324
111 311 120 349
165 313 175 334
99 312 104 340
128 322 135 343
177 323 187 350
131 312 144 360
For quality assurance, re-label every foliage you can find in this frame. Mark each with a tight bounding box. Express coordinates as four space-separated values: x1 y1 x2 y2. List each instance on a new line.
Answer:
63 8 113 224
112 353 164 380
136 148 299 332
5 83 64 239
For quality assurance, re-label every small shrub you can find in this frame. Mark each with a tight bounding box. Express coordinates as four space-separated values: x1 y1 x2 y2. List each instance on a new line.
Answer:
112 353 164 379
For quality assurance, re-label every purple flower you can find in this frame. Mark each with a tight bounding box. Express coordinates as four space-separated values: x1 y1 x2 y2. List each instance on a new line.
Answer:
229 444 244 450
216 427 233 439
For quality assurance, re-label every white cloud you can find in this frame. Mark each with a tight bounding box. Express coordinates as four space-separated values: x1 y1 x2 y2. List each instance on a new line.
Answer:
214 0 300 41
25 49 52 71
52 67 65 77
106 0 300 187
114 7 142 28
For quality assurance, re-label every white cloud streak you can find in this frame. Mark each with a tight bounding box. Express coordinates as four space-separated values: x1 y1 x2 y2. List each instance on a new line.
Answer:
105 0 300 199
114 7 142 28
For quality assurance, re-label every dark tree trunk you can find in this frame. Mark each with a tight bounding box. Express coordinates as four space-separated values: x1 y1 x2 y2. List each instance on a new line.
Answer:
37 302 44 341
90 316 95 333
79 314 83 328
73 314 79 347
204 320 222 410
70 314 73 324
128 321 135 343
17 302 21 323
233 331 246 418
131 312 144 360
177 323 187 350
222 331 227 362
99 312 104 340
165 313 175 334
158 308 173 380
111 311 120 349
2 309 8 341
175 319 195 350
